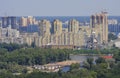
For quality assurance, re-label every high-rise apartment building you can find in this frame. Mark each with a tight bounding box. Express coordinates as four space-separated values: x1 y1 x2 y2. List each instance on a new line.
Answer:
39 19 51 36
2 17 7 28
20 16 37 27
27 16 33 25
20 17 28 26
10 17 17 29
68 19 79 33
90 12 108 44
2 16 17 29
52 19 62 35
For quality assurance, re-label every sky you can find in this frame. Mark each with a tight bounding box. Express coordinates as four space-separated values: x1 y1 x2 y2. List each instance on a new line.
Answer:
0 0 120 16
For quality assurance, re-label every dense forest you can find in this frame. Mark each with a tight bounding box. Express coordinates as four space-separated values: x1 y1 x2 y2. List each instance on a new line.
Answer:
0 43 70 74
0 43 120 78
1 55 120 78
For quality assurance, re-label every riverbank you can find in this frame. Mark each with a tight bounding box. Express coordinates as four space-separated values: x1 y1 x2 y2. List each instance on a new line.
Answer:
32 60 79 72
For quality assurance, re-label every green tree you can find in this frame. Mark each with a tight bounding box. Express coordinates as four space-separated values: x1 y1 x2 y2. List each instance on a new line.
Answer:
87 58 94 69
70 63 80 71
96 57 106 64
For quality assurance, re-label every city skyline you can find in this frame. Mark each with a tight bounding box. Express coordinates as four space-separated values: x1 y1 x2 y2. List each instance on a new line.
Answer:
0 12 109 49
0 0 120 16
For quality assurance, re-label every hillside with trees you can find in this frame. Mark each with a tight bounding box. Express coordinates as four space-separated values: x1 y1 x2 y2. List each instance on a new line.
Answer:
0 43 120 78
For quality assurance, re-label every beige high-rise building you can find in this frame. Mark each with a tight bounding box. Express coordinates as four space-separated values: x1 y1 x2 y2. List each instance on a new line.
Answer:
20 16 37 26
34 36 42 47
41 35 51 45
27 16 34 25
38 19 51 46
32 18 38 25
68 19 79 33
39 19 51 36
90 12 108 44
20 17 28 26
53 19 62 35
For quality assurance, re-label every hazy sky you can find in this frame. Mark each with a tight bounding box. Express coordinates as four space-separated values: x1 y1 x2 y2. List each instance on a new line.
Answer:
0 0 120 16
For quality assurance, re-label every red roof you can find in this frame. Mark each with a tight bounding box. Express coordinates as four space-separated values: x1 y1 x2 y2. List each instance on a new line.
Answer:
102 56 113 59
